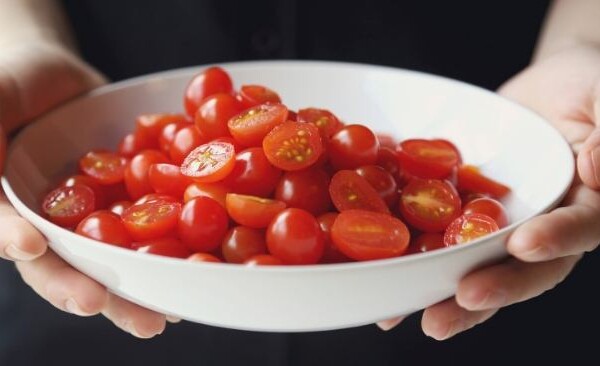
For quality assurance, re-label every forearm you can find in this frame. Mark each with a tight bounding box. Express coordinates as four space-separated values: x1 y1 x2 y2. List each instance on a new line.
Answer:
534 0 600 62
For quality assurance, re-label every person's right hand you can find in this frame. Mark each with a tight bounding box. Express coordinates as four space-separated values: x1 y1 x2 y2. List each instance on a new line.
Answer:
0 41 168 338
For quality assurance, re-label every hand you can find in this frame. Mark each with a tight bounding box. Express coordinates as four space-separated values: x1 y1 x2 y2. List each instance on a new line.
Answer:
0 42 169 338
379 44 600 338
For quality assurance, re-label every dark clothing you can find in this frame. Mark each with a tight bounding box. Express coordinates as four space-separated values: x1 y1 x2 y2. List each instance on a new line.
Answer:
2 1 599 365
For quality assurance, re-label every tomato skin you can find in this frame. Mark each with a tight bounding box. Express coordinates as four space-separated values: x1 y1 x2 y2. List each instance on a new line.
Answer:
184 66 234 116
463 197 509 228
396 139 460 179
124 150 169 200
399 178 461 233
159 121 188 155
275 168 332 215
221 226 267 263
135 238 191 258
136 113 187 142
178 197 229 252
118 131 157 158
237 85 282 109
148 163 192 198
170 125 207 165
180 141 236 183
79 151 128 185
329 170 390 214
122 201 182 241
297 108 342 138
376 134 397 150
457 165 511 199
42 185 96 228
263 121 323 171
331 210 410 261
376 147 401 182
61 175 108 209
223 147 281 197
108 200 133 216
444 213 500 246
225 194 286 228
75 211 132 248
188 253 222 263
212 136 243 153
244 254 283 266
407 232 445 254
266 208 324 265
184 182 229 206
329 124 380 170
317 212 351 263
195 93 243 139
355 165 399 207
135 193 179 205
227 103 288 147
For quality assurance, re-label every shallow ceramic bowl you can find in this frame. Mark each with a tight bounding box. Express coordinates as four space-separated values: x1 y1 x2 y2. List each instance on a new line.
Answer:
1 61 574 332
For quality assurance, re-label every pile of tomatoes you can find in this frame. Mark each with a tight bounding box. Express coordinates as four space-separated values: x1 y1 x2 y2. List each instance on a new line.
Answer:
41 67 511 265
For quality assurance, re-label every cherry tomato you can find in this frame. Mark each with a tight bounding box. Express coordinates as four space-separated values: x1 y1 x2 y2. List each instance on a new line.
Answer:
124 150 169 200
225 193 286 228
227 103 288 147
212 136 243 152
184 182 229 206
444 213 500 246
376 147 401 182
108 200 133 216
331 209 410 261
136 113 186 142
61 175 108 209
263 121 323 171
188 253 222 263
237 85 281 108
244 254 283 266
79 151 128 185
75 211 131 248
159 121 188 155
223 147 281 197
178 197 229 252
396 139 460 179
118 131 157 158
136 238 191 258
407 232 445 254
287 110 298 122
195 93 243 139
457 165 511 199
267 208 324 265
184 66 234 116
170 125 207 165
297 108 342 138
122 201 182 241
42 185 95 227
180 141 235 183
148 163 192 198
329 170 390 214
329 124 379 170
376 134 397 150
275 168 331 215
355 165 399 207
317 212 351 263
463 197 509 228
221 226 267 263
135 193 179 205
399 178 461 232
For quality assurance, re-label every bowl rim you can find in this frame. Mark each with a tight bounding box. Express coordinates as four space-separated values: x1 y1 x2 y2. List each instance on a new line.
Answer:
1 59 575 273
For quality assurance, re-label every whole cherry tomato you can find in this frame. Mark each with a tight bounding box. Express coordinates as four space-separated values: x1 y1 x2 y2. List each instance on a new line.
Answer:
329 124 379 170
266 208 324 265
184 66 234 116
221 226 267 263
275 168 332 215
195 93 243 139
223 147 281 197
178 197 229 252
124 150 169 200
75 211 132 248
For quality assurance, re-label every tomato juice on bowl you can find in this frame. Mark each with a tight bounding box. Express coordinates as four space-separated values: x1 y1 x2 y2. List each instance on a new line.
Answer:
1 61 574 331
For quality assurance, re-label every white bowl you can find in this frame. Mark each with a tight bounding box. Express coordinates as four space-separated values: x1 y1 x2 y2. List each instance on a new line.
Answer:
1 61 574 332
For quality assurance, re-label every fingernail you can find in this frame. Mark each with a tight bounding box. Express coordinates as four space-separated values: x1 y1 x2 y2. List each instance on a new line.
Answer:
519 245 550 261
166 315 182 324
441 318 465 340
591 146 600 187
65 298 91 316
124 320 162 339
377 316 405 331
4 244 38 261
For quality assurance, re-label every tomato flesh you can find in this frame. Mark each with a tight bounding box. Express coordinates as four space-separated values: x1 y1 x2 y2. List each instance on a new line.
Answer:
226 193 286 228
80 151 128 185
329 170 390 214
444 213 500 246
42 185 95 228
297 108 342 138
396 139 460 179
263 121 323 171
228 103 288 147
180 141 235 183
122 201 182 241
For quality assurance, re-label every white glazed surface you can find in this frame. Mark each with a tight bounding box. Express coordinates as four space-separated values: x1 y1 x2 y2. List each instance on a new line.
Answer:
1 61 574 332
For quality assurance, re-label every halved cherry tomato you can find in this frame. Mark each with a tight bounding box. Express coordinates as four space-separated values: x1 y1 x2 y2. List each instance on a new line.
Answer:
225 193 286 228
148 163 192 198
407 232 445 254
444 213 500 246
221 226 267 263
118 131 157 158
159 121 188 155
108 200 133 216
266 208 324 265
244 254 283 266
263 121 323 171
355 165 399 207
184 182 229 206
275 168 331 215
75 211 131 248
399 178 461 232
212 135 243 152
184 66 234 116
331 209 410 261
42 185 95 227
136 238 191 258
329 124 379 170
136 113 186 142
195 93 243 139
463 197 509 228
223 147 281 197
135 193 179 205
227 103 288 147
297 108 342 138
80 151 128 185
170 125 207 165
178 197 229 252
237 85 281 109
317 212 351 263
329 170 390 214
61 175 107 209
396 139 460 179
457 165 511 199
122 201 182 241
180 141 235 183
124 150 169 200
188 253 222 263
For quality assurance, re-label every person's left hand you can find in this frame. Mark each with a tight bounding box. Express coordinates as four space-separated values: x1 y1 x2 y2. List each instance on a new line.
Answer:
378 44 600 338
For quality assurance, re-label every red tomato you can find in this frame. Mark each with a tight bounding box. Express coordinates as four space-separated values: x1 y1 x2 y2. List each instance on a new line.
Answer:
75 211 131 248
329 170 390 214
148 163 192 198
222 147 281 197
227 103 288 147
463 197 509 228
317 212 351 263
457 165 511 199
444 213 500 246
237 85 282 108
108 200 133 216
136 238 191 259
180 141 235 183
135 193 179 205
159 121 188 154
275 168 332 215
61 175 107 209
376 134 397 150
178 197 229 252
170 125 207 165
297 108 342 138
188 253 222 263
195 93 243 139
225 194 286 228
266 208 324 265
399 178 461 232
407 232 445 254
329 124 379 170
122 201 182 241
136 113 186 142
184 182 229 206
221 226 267 263
42 185 95 227
212 136 243 153
124 150 169 200
79 151 128 185
331 209 410 261
287 110 298 122
396 139 460 179
376 147 401 181
263 121 323 171
118 131 157 158
184 66 234 116
355 165 399 207
244 254 283 266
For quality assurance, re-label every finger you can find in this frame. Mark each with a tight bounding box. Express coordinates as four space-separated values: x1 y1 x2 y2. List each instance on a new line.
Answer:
166 316 182 324
15 250 108 316
577 126 600 189
376 315 406 331
507 185 600 262
0 123 6 174
0 193 47 261
422 298 497 341
102 294 166 339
